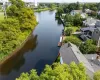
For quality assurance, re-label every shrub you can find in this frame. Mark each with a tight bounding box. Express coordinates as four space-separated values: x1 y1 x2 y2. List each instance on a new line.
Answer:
94 71 100 80
63 36 82 46
65 27 73 36
79 39 96 54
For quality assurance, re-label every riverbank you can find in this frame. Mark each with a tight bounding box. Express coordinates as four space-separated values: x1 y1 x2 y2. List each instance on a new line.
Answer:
0 29 35 63
0 11 64 80
0 32 32 65
34 8 57 12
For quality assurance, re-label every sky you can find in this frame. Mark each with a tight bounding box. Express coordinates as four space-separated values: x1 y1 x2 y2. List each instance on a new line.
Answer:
38 0 100 3
0 0 100 3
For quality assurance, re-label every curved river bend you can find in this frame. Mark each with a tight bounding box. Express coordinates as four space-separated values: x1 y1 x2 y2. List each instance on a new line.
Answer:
0 11 63 80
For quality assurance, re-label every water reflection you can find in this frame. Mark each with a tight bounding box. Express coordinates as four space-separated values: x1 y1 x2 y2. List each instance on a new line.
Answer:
0 34 38 75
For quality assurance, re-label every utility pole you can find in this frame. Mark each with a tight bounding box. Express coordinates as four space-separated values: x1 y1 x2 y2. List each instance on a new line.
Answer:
3 0 7 19
34 0 37 7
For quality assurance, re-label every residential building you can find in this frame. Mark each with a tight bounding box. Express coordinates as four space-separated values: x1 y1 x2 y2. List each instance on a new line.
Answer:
80 26 100 47
70 10 87 18
0 0 38 9
83 18 97 27
95 20 100 27
81 13 87 18
80 27 96 40
59 43 96 78
92 27 100 45
70 10 82 16
85 9 92 14
97 11 100 15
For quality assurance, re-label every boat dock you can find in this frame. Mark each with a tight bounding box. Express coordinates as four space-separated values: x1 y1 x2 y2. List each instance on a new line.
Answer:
58 36 63 47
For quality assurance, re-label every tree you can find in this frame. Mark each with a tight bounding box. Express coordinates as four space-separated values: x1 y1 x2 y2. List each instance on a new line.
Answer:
65 27 73 36
49 4 56 10
6 0 37 31
16 70 39 80
16 62 89 80
97 14 100 20
56 7 64 18
76 2 80 10
63 36 82 46
97 3 100 10
64 14 73 25
0 5 2 10
94 71 100 80
91 7 98 11
73 14 82 26
0 0 37 61
89 11 97 17
79 39 96 54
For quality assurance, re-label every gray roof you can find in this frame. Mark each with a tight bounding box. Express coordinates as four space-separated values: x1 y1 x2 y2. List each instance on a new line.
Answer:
60 43 94 77
84 54 100 72
81 27 96 32
96 27 100 31
72 10 82 13
83 18 97 26
60 43 79 64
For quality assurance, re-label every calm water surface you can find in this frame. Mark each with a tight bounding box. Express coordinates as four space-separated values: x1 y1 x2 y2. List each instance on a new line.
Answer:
0 11 63 80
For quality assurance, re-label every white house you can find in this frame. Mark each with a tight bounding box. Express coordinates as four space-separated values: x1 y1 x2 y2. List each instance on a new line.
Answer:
70 10 87 18
0 0 38 8
83 18 97 27
81 13 87 18
85 9 92 14
70 10 82 16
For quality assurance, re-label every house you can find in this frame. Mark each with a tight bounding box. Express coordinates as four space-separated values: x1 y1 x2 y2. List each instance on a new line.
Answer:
70 10 87 18
81 13 87 18
59 43 95 78
95 20 100 27
70 10 82 16
97 11 100 15
83 18 97 27
84 54 100 72
92 27 100 46
0 0 38 8
80 27 96 40
85 9 92 14
80 26 100 47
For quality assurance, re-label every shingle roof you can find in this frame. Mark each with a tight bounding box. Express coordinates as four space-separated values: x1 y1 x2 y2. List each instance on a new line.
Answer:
59 43 94 77
84 54 100 72
83 18 97 26
60 43 79 64
73 10 82 13
81 27 96 32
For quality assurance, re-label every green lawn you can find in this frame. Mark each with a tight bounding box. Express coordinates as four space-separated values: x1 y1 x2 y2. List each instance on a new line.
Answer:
0 12 4 21
64 26 80 33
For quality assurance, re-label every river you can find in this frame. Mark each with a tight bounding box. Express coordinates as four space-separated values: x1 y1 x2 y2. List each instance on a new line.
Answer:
0 11 63 80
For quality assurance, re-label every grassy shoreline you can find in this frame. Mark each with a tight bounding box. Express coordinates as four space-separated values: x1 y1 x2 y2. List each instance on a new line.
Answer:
34 8 57 12
0 27 37 64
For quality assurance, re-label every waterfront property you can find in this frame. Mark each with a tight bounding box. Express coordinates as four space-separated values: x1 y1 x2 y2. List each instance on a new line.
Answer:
80 26 100 46
80 27 96 40
84 9 92 14
70 10 87 18
70 10 82 16
59 42 100 78
83 18 97 27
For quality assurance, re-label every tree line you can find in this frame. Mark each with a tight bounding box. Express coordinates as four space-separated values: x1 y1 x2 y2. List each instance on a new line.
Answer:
0 0 37 61
16 62 100 80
